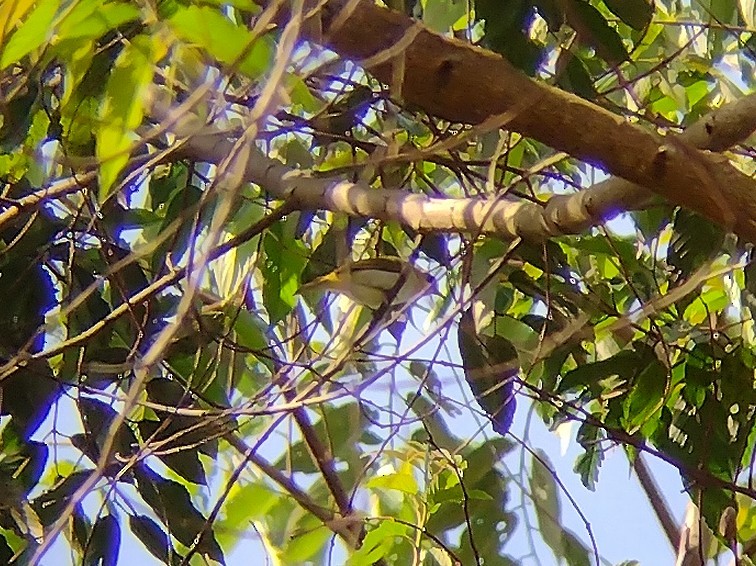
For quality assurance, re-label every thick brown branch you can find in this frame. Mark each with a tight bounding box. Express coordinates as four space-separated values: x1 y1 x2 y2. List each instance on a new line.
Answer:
291 0 756 241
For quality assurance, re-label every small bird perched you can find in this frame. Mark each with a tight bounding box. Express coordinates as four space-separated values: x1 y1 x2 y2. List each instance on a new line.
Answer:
297 257 436 310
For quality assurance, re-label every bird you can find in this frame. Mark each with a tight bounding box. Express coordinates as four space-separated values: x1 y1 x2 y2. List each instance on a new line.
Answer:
297 257 437 310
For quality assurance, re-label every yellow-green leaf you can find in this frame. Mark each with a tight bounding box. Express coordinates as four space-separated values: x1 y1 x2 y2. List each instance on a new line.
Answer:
0 0 36 47
366 468 419 495
169 6 272 79
0 0 60 70
56 0 140 41
98 35 166 200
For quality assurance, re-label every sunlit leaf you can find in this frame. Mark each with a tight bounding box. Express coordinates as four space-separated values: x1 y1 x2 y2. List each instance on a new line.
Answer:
348 521 409 566
0 0 59 70
98 35 166 199
169 5 272 78
56 1 140 41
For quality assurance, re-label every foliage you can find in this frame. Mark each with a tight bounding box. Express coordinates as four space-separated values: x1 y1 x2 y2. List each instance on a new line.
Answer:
0 0 754 564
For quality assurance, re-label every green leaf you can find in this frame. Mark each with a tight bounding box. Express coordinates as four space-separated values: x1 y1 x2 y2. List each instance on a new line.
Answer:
56 0 140 41
0 0 60 70
83 514 120 566
667 209 725 285
557 56 598 100
56 1 140 41
602 0 653 31
423 0 467 32
530 450 566 558
532 450 592 565
98 35 165 199
570 0 629 63
683 287 730 325
169 5 272 78
562 529 592 566
233 310 274 373
407 394 460 451
134 466 224 563
33 470 94 526
558 350 642 394
459 309 518 435
623 360 667 433
366 466 419 495
129 514 182 565
574 422 605 490
224 482 277 527
348 521 408 566
261 225 307 322
282 518 331 563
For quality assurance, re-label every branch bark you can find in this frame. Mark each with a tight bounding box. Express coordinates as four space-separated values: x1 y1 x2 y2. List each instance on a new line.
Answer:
633 453 680 551
287 0 756 241
177 93 755 242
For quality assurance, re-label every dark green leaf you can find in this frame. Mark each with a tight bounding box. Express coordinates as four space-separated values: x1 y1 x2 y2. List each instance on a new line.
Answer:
417 233 451 267
151 184 203 274
70 504 92 558
623 359 667 432
0 360 59 440
130 514 182 565
0 535 13 563
569 0 629 63
557 56 598 99
534 0 565 30
83 514 120 566
475 0 546 73
33 470 94 525
78 398 138 465
137 420 207 485
459 310 518 435
0 82 39 150
134 467 224 563
425 439 515 564
602 0 653 30
667 209 725 286
558 350 644 394
0 426 47 508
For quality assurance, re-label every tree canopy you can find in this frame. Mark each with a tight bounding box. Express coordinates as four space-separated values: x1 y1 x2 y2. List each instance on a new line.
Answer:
0 0 755 564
